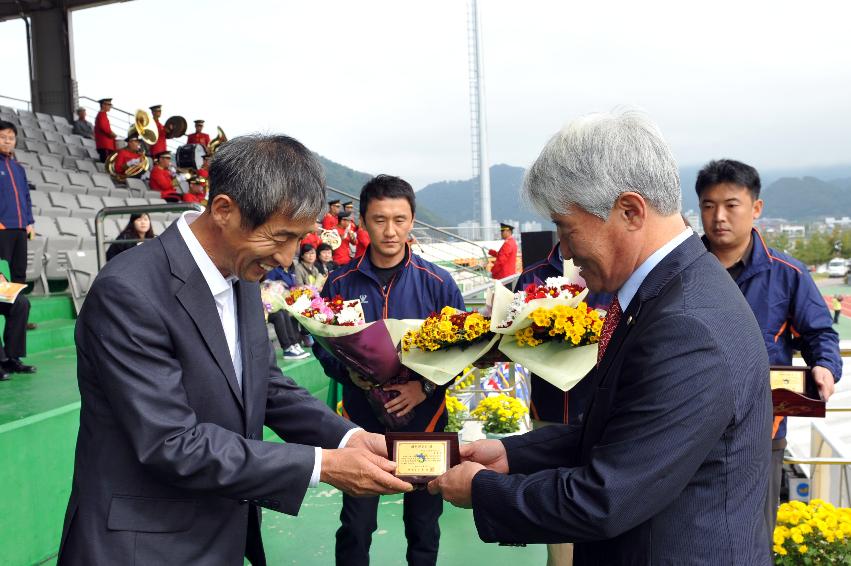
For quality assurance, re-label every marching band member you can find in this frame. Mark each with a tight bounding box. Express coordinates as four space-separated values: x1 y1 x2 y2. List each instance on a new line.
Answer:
332 212 357 266
322 199 341 229
197 153 211 179
148 151 180 202
187 119 211 148
489 222 518 279
94 98 117 162
182 175 208 204
113 132 146 178
148 105 167 157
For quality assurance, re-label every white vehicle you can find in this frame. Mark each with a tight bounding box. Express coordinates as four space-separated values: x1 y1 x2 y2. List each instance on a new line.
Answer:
827 258 848 278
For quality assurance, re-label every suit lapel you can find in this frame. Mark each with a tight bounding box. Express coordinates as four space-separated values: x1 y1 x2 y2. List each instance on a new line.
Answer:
235 281 261 431
161 223 244 411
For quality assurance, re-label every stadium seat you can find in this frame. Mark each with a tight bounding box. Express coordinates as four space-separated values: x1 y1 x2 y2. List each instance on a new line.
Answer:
70 209 96 220
47 142 69 157
56 217 91 238
75 159 97 174
44 234 82 281
49 192 77 210
43 131 63 143
110 187 131 199
66 249 99 314
125 197 149 207
67 145 88 159
56 123 73 136
125 178 147 196
35 112 51 121
61 156 78 170
53 115 70 126
26 236 48 295
24 140 49 154
76 194 102 213
67 172 94 190
38 120 56 132
94 160 106 173
15 152 41 171
100 196 125 208
38 154 63 170
30 192 52 211
42 170 69 187
81 138 96 150
62 134 82 146
22 127 45 141
91 173 115 191
86 147 100 161
40 207 72 219
151 219 169 235
32 215 59 238
19 117 38 129
87 186 110 198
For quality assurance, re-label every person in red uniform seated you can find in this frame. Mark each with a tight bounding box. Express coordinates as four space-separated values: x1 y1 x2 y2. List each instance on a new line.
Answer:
197 154 210 180
182 175 207 204
148 151 180 202
187 119 211 149
332 212 356 265
322 199 341 229
301 219 322 249
148 105 167 157
354 216 371 258
94 98 117 162
489 222 518 279
113 133 146 178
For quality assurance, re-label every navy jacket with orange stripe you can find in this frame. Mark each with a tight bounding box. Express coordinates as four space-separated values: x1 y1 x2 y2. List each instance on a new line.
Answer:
0 153 34 230
315 245 465 433
703 229 841 439
515 244 613 424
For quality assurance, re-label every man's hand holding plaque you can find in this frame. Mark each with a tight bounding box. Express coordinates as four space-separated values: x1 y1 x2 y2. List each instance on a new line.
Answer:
427 439 508 508
385 432 461 487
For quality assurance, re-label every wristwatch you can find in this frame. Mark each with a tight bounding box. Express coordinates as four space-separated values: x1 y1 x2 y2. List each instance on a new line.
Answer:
420 380 436 398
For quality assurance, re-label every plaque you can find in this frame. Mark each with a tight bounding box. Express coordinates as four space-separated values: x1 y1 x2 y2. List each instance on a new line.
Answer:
770 365 825 417
386 432 461 485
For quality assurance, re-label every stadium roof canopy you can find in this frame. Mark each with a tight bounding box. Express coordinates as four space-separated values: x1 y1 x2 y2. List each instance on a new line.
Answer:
0 0 132 23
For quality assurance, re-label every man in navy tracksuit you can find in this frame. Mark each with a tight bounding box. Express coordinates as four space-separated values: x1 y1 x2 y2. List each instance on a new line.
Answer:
316 175 464 566
0 121 34 283
697 158 841 541
515 242 612 426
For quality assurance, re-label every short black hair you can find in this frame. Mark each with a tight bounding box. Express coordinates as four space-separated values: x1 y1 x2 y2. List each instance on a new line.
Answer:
316 242 333 253
0 120 17 135
359 174 416 219
695 159 761 200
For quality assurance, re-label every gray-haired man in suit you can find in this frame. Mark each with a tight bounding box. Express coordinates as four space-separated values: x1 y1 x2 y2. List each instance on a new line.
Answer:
430 110 772 565
58 135 412 565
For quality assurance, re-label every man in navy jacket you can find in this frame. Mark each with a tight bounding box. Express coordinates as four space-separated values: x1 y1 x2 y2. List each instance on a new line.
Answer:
0 121 34 283
430 110 771 565
697 158 841 540
316 175 464 566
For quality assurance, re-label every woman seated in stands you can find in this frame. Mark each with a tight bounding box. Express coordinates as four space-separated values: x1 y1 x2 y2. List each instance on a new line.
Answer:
294 243 324 289
316 242 337 276
106 213 155 261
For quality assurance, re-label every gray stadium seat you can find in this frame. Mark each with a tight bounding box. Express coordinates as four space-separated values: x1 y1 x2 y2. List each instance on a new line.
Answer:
67 172 94 189
35 112 51 121
17 109 35 120
44 234 81 280
87 186 110 198
94 160 106 172
42 170 68 187
70 209 96 220
147 197 168 206
49 192 77 210
19 117 38 129
44 131 63 143
67 249 99 314
26 236 48 295
30 192 52 211
151 219 169 234
86 148 100 160
125 197 149 207
24 140 49 154
38 154 63 170
38 120 56 132
81 137 96 149
125 178 147 196
0 104 15 114
32 215 58 238
57 216 92 238
22 127 45 141
75 159 97 174
13 150 39 168
56 123 73 136
47 142 69 156
53 115 70 126
110 187 131 199
40 207 71 219
76 194 102 213
100 196 125 208
67 145 88 159
62 134 82 146
91 173 115 191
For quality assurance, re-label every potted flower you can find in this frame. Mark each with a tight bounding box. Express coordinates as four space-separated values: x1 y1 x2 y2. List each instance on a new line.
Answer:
445 393 468 433
773 499 851 564
471 394 528 438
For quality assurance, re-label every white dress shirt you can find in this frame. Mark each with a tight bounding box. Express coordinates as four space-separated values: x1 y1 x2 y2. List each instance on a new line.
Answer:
618 227 693 311
176 211 359 488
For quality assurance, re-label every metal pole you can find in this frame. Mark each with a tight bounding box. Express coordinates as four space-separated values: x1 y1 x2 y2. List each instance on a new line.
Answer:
467 0 492 240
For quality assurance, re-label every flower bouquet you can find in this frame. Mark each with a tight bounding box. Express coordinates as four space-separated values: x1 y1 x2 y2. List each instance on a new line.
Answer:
399 307 500 385
490 261 601 391
773 499 851 564
471 393 528 437
282 286 415 429
260 280 288 320
444 393 468 433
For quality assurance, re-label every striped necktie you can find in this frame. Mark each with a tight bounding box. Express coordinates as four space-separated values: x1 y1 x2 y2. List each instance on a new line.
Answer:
597 296 622 362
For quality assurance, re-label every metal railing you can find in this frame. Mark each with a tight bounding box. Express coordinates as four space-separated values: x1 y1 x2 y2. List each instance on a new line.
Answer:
0 93 32 112
95 203 204 268
785 420 851 507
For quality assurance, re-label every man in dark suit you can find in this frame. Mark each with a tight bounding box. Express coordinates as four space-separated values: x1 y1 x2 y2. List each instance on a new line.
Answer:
429 110 773 565
58 135 412 566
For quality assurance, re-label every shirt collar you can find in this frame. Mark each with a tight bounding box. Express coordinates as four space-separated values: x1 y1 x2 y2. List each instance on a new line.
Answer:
176 211 236 296
618 227 693 311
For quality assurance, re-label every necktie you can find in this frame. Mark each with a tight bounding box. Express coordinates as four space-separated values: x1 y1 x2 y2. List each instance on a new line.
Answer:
597 296 622 362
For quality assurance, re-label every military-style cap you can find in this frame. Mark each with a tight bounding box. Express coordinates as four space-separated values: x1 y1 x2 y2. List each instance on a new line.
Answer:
500 223 514 232
189 175 207 185
154 151 172 160
338 212 352 222
194 120 205 125
328 199 341 206
343 201 353 207
126 131 140 142
149 105 162 111
98 98 112 104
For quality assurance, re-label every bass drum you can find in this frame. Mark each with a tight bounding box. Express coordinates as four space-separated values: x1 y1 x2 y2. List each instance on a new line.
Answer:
176 144 206 170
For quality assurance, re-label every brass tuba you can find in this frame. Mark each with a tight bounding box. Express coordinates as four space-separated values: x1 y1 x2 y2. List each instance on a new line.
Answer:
207 126 227 156
106 150 150 181
130 110 159 146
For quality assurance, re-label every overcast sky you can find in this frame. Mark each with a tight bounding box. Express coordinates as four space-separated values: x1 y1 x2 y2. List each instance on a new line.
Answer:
1 0 850 189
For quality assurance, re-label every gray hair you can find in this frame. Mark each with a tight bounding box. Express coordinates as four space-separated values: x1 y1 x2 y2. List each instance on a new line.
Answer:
522 109 681 220
208 134 326 229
